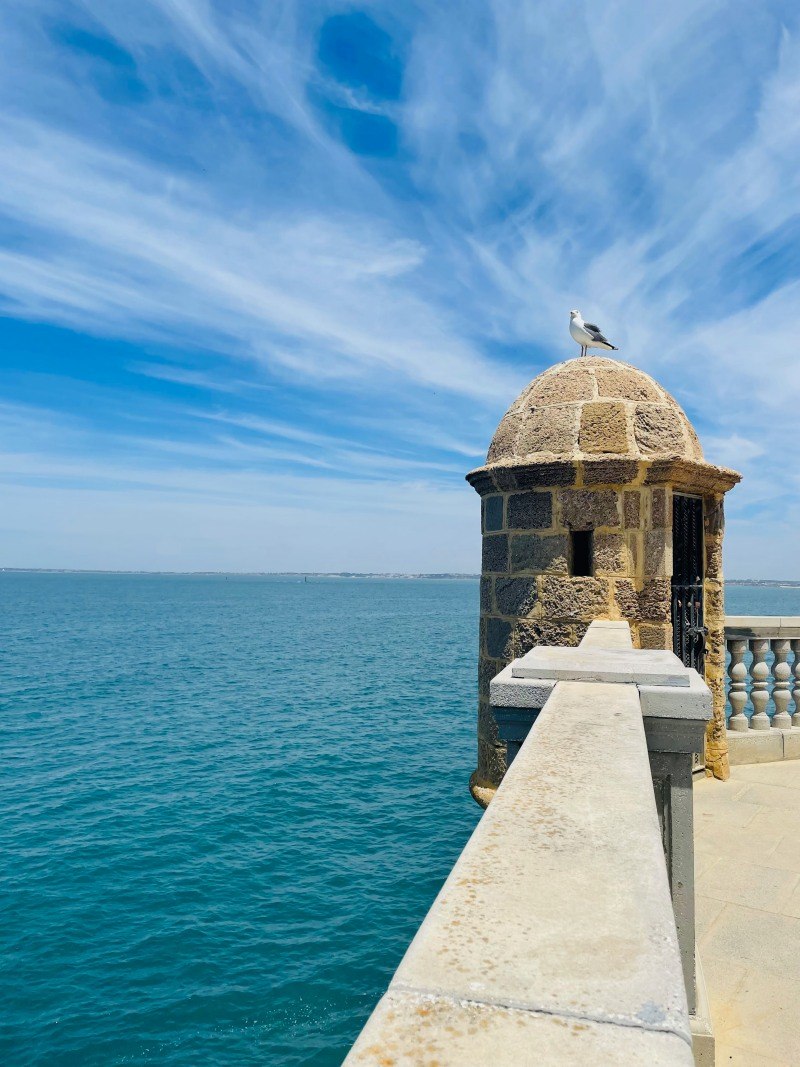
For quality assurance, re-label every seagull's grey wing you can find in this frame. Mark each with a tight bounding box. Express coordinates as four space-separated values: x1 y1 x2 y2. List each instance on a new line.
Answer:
583 322 614 345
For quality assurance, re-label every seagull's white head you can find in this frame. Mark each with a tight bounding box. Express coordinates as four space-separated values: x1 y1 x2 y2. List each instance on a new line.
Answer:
569 309 581 319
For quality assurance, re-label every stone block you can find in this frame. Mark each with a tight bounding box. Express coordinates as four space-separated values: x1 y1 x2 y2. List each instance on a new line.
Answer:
516 404 579 457
507 490 552 529
612 578 671 622
705 534 723 580
486 412 521 463
704 496 725 536
482 494 504 532
509 533 569 574
639 578 671 620
558 488 620 529
485 616 513 658
482 533 508 573
626 532 641 575
479 655 505 703
594 533 628 576
644 530 672 577
704 580 724 619
540 575 610 620
475 733 507 785
783 730 800 760
583 459 640 485
623 489 641 528
634 404 686 455
494 461 577 490
614 578 639 619
479 575 492 612
579 400 632 454
639 623 672 649
726 730 784 766
595 364 662 402
704 625 724 662
527 364 595 404
514 619 581 656
651 488 669 527
477 695 501 741
494 576 537 616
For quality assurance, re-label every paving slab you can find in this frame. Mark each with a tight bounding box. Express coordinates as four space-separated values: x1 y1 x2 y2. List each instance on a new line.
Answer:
735 782 800 812
697 858 799 914
707 966 800 1064
695 895 726 940
695 762 800 1064
764 834 800 875
714 1044 791 1066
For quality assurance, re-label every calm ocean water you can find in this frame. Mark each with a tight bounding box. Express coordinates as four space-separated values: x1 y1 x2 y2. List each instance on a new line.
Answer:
2 574 798 1065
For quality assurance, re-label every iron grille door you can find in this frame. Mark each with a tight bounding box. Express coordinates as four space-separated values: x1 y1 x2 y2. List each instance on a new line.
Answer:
671 494 705 672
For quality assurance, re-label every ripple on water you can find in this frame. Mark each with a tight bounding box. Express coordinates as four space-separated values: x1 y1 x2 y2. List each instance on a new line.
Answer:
0 574 480 1065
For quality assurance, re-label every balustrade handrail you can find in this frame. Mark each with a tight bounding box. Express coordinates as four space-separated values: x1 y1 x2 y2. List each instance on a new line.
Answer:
723 617 800 734
726 615 800 638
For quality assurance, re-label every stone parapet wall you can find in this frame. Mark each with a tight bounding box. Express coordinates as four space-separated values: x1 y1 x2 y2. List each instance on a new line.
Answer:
347 623 697 1067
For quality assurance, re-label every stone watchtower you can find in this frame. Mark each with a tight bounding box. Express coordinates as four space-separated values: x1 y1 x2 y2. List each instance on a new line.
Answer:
467 355 740 805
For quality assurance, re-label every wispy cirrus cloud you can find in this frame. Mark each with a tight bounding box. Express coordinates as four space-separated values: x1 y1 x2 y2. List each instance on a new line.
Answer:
1 1 800 571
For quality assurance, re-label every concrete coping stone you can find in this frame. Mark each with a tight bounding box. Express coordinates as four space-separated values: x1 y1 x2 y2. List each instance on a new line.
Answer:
725 615 800 639
489 665 556 708
638 669 712 722
345 990 694 1065
345 677 692 1064
512 646 690 687
581 619 634 650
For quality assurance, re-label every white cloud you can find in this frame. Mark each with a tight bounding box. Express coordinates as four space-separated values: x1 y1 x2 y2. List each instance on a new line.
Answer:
2 2 800 570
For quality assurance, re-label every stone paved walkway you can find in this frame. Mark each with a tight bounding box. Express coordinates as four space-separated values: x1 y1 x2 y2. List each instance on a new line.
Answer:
694 761 800 1066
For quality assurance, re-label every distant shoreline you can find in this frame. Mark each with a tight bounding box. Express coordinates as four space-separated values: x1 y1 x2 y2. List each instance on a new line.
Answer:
0 568 480 579
4 569 800 586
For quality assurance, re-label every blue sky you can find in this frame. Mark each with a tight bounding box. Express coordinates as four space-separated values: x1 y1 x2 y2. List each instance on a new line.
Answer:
1 1 800 574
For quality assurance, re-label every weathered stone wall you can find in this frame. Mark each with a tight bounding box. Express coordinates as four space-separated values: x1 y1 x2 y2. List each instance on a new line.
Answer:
472 461 676 800
471 466 737 800
467 353 741 802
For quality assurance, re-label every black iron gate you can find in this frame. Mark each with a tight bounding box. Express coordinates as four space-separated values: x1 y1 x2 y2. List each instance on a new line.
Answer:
671 494 705 672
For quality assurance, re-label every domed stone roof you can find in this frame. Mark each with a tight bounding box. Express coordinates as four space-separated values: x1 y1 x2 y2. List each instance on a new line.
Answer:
487 356 703 465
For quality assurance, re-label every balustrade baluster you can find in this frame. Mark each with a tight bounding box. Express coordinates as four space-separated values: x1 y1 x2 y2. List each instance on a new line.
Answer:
771 638 792 729
727 638 749 732
793 639 800 728
749 638 771 730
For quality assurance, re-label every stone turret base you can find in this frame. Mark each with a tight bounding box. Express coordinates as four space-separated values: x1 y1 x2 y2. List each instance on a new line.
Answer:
468 769 495 809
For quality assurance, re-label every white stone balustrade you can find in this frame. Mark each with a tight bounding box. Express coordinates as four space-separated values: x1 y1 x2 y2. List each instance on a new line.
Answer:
725 617 800 764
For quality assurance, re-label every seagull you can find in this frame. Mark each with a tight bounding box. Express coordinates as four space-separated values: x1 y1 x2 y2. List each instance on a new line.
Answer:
569 310 619 357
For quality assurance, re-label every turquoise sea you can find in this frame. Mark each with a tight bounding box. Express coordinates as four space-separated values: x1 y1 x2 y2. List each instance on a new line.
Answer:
2 573 798 1065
